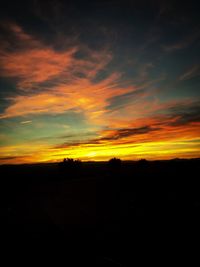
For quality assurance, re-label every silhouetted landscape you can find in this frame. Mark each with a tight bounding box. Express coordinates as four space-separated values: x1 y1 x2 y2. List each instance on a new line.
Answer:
1 158 200 265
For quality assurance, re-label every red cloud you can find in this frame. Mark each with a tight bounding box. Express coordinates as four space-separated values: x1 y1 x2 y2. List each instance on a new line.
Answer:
0 48 77 89
0 23 134 121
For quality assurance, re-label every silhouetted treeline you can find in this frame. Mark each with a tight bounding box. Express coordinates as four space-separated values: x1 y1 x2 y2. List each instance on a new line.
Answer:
108 157 122 169
58 158 82 170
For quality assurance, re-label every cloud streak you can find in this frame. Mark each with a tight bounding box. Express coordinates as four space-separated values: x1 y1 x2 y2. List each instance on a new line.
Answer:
162 30 200 52
179 65 200 81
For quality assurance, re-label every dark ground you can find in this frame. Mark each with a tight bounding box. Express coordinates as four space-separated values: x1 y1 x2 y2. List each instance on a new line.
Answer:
1 159 200 265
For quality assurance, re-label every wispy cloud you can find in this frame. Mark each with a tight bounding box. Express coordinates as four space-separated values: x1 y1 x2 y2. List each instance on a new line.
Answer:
162 30 200 52
95 126 160 142
179 65 200 81
166 101 200 126
0 22 133 123
0 22 77 89
0 47 77 89
0 72 132 120
20 120 32 124
0 22 112 90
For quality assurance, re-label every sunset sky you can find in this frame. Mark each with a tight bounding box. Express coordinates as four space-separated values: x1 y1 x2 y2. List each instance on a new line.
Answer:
0 0 200 164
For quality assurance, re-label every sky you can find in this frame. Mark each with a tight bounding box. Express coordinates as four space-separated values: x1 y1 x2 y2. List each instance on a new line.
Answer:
0 0 200 164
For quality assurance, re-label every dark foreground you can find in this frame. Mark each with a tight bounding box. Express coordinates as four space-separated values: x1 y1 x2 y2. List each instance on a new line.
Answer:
1 159 200 265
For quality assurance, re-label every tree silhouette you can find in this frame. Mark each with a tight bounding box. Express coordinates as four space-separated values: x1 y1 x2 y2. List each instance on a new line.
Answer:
59 158 82 170
108 157 122 169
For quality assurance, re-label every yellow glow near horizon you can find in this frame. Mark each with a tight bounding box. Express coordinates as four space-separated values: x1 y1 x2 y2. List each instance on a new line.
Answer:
1 135 199 164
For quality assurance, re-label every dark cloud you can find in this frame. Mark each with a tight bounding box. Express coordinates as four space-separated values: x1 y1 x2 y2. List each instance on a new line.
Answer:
106 89 146 110
54 125 159 149
0 156 25 161
168 102 200 126
32 131 97 142
100 126 160 141
54 139 100 149
59 131 97 139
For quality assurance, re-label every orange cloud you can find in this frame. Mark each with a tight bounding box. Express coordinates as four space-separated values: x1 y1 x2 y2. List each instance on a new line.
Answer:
0 22 77 89
0 22 128 123
0 73 133 121
0 22 112 90
0 48 77 89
